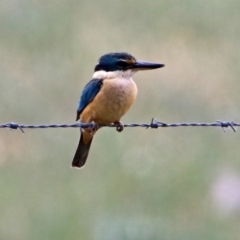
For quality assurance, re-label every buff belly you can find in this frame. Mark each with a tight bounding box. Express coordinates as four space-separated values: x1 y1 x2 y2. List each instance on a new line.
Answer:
80 78 138 124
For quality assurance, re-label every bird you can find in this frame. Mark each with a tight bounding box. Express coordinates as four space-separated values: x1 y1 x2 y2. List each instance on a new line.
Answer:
72 52 164 168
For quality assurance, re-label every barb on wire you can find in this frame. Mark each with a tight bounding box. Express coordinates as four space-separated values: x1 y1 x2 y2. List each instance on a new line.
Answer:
0 118 238 133
216 120 236 132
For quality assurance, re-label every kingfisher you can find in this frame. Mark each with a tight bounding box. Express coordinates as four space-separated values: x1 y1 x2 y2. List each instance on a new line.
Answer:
72 52 164 168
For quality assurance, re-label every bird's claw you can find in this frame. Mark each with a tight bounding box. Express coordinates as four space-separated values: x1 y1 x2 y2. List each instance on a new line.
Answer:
114 121 124 132
89 121 99 135
77 121 85 133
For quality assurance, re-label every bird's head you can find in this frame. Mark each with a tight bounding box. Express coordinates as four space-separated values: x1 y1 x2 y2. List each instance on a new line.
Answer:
93 52 164 79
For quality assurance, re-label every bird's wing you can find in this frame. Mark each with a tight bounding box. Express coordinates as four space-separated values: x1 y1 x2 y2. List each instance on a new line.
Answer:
76 78 103 120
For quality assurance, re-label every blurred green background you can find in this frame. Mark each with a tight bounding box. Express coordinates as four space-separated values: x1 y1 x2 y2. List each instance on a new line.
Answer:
1 0 240 239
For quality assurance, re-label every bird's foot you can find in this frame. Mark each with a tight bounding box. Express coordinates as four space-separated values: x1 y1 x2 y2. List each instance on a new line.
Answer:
89 121 99 135
77 120 85 133
114 121 124 132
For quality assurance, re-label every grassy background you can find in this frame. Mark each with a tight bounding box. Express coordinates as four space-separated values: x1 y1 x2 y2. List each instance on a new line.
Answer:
1 0 240 239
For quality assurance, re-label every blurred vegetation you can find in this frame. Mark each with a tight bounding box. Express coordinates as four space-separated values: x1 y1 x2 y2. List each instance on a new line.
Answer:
1 0 240 239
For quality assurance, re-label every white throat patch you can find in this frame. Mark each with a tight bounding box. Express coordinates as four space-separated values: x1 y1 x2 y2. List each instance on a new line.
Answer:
92 70 137 79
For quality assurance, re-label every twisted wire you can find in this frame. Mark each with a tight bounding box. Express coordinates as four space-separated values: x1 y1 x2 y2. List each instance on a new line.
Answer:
0 119 238 133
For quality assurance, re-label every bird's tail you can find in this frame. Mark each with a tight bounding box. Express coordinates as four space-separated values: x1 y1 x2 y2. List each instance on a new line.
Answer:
72 133 93 168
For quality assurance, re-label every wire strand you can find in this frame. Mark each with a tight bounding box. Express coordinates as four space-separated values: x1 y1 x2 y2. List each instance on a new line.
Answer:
0 119 238 133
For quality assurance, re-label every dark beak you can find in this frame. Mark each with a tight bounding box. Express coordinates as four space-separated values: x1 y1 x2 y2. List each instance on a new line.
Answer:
131 61 165 70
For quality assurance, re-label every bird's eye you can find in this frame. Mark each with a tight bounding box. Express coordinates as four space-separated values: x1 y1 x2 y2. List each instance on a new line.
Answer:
116 60 129 68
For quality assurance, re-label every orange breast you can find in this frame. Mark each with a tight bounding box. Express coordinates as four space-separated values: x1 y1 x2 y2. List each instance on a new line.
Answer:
80 78 138 124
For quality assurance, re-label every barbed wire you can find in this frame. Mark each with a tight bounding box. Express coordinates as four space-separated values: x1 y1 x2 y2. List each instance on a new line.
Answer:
0 119 238 133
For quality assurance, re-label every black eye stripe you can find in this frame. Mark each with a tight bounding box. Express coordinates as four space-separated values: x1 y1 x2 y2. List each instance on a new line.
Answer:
116 60 129 68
